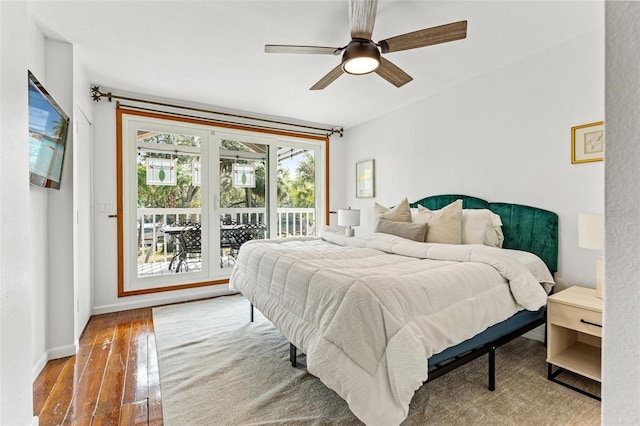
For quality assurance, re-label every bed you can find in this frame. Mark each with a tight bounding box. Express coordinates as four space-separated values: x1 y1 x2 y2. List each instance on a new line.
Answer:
229 194 558 426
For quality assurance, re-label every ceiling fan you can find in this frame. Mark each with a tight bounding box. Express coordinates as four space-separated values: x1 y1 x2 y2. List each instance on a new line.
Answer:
265 0 467 90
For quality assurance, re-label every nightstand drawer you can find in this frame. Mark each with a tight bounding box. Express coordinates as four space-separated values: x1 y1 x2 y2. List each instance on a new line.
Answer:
549 302 602 338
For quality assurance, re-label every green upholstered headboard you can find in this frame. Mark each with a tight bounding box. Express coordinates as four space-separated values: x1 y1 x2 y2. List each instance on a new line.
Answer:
410 195 559 274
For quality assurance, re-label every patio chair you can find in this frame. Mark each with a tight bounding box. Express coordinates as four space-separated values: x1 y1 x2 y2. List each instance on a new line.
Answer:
167 222 201 273
228 223 266 263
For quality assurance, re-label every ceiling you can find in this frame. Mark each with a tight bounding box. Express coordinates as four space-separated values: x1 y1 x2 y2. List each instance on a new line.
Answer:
29 1 603 130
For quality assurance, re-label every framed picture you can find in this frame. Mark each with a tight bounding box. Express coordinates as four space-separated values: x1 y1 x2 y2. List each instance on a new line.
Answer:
572 121 604 164
356 159 375 198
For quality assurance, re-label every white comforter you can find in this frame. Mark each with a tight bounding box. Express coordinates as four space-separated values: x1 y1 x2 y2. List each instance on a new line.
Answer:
229 232 549 426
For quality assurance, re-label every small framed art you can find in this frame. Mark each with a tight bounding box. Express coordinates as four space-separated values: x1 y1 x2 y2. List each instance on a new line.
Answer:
356 159 375 198
572 121 604 164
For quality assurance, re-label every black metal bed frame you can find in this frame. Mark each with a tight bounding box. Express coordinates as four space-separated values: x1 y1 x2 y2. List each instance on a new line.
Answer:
250 303 546 391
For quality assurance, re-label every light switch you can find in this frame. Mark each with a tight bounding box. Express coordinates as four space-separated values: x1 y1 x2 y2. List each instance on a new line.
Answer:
99 202 113 213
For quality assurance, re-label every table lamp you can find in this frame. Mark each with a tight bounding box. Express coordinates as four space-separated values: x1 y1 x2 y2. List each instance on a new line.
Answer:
578 213 604 298
338 207 360 237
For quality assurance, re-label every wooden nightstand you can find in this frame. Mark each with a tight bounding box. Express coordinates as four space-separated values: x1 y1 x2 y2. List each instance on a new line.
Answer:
547 285 602 400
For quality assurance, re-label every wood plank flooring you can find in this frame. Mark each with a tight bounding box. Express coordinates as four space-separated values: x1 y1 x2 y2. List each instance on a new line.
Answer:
33 307 163 425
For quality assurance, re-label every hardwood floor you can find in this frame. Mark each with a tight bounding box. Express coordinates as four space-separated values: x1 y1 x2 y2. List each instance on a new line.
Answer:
33 307 163 425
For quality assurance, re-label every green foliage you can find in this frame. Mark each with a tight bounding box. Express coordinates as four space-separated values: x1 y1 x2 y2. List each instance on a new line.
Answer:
137 137 316 210
291 152 315 208
52 118 68 144
137 133 201 208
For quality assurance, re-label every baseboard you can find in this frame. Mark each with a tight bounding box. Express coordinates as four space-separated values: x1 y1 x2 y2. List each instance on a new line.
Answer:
92 286 237 315
32 352 49 382
32 344 76 382
31 416 39 426
49 344 76 359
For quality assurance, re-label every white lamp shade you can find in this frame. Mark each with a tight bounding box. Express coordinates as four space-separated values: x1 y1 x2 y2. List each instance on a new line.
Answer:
337 209 361 227
578 213 604 250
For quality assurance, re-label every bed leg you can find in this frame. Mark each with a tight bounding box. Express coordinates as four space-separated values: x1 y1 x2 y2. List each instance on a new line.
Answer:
488 346 496 391
290 343 297 367
250 303 254 322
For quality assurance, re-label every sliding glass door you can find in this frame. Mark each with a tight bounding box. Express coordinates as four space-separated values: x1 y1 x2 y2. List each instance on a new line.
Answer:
120 113 216 294
218 135 268 269
118 109 327 295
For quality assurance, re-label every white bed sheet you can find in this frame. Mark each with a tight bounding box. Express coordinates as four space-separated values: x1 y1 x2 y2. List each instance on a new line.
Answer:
229 232 549 426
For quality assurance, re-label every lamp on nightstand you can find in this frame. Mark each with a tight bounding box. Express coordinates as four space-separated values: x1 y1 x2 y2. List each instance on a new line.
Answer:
578 213 604 298
338 207 360 237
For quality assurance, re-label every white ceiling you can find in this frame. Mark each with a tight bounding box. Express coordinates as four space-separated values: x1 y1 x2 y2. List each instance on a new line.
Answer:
30 1 604 129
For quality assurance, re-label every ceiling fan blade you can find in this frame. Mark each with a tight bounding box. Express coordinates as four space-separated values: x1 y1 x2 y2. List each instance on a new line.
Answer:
379 20 467 53
265 45 342 55
310 64 345 90
349 0 378 40
375 57 413 88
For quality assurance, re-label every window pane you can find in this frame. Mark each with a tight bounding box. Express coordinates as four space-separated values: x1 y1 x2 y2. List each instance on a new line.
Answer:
277 146 316 238
219 139 267 269
136 131 202 276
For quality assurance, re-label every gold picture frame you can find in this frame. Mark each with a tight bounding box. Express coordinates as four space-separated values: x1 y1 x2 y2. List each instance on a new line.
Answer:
356 159 375 198
572 121 604 164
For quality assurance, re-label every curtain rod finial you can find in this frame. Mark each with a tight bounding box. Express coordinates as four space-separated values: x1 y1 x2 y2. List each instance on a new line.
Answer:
91 85 102 102
90 86 114 102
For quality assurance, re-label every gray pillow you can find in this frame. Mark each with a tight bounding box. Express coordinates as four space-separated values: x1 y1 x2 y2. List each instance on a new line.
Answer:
375 218 428 242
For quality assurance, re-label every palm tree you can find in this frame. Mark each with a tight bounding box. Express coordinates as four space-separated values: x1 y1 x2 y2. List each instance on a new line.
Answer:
291 153 315 208
52 118 68 144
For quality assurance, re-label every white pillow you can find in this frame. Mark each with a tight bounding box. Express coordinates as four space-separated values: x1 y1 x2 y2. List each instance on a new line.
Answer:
413 199 463 244
410 207 419 222
373 197 412 230
461 209 505 247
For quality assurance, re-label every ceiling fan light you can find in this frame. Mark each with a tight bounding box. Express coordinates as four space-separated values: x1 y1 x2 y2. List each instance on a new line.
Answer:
342 40 380 75
344 56 380 75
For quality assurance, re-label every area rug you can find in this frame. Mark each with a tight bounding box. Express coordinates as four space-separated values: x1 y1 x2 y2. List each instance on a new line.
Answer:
153 295 600 425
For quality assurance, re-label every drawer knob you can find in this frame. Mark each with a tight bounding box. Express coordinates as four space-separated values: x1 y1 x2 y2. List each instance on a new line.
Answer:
580 319 602 328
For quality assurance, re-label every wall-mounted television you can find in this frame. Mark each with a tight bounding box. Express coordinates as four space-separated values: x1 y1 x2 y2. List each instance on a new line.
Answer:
28 71 70 190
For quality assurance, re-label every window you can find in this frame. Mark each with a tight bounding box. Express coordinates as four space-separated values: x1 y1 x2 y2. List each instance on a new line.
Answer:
117 109 329 295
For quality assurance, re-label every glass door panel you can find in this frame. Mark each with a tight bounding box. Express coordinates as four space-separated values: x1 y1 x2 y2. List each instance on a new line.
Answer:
218 137 268 270
135 129 205 278
277 145 317 237
121 113 213 294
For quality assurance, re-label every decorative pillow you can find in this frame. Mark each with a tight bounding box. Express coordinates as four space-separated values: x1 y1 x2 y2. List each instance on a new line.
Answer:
375 218 428 242
461 209 505 247
373 197 412 230
414 199 463 244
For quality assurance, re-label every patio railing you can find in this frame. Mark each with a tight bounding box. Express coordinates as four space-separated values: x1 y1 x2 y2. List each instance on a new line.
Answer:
136 207 315 267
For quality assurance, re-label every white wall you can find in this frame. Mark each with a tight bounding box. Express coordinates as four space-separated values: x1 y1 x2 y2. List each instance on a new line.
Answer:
44 38 76 359
27 18 79 376
0 2 36 424
73 61 93 345
603 2 640 424
343 29 605 290
28 11 50 379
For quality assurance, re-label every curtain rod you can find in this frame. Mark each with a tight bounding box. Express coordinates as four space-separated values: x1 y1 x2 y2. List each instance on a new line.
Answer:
90 86 344 138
